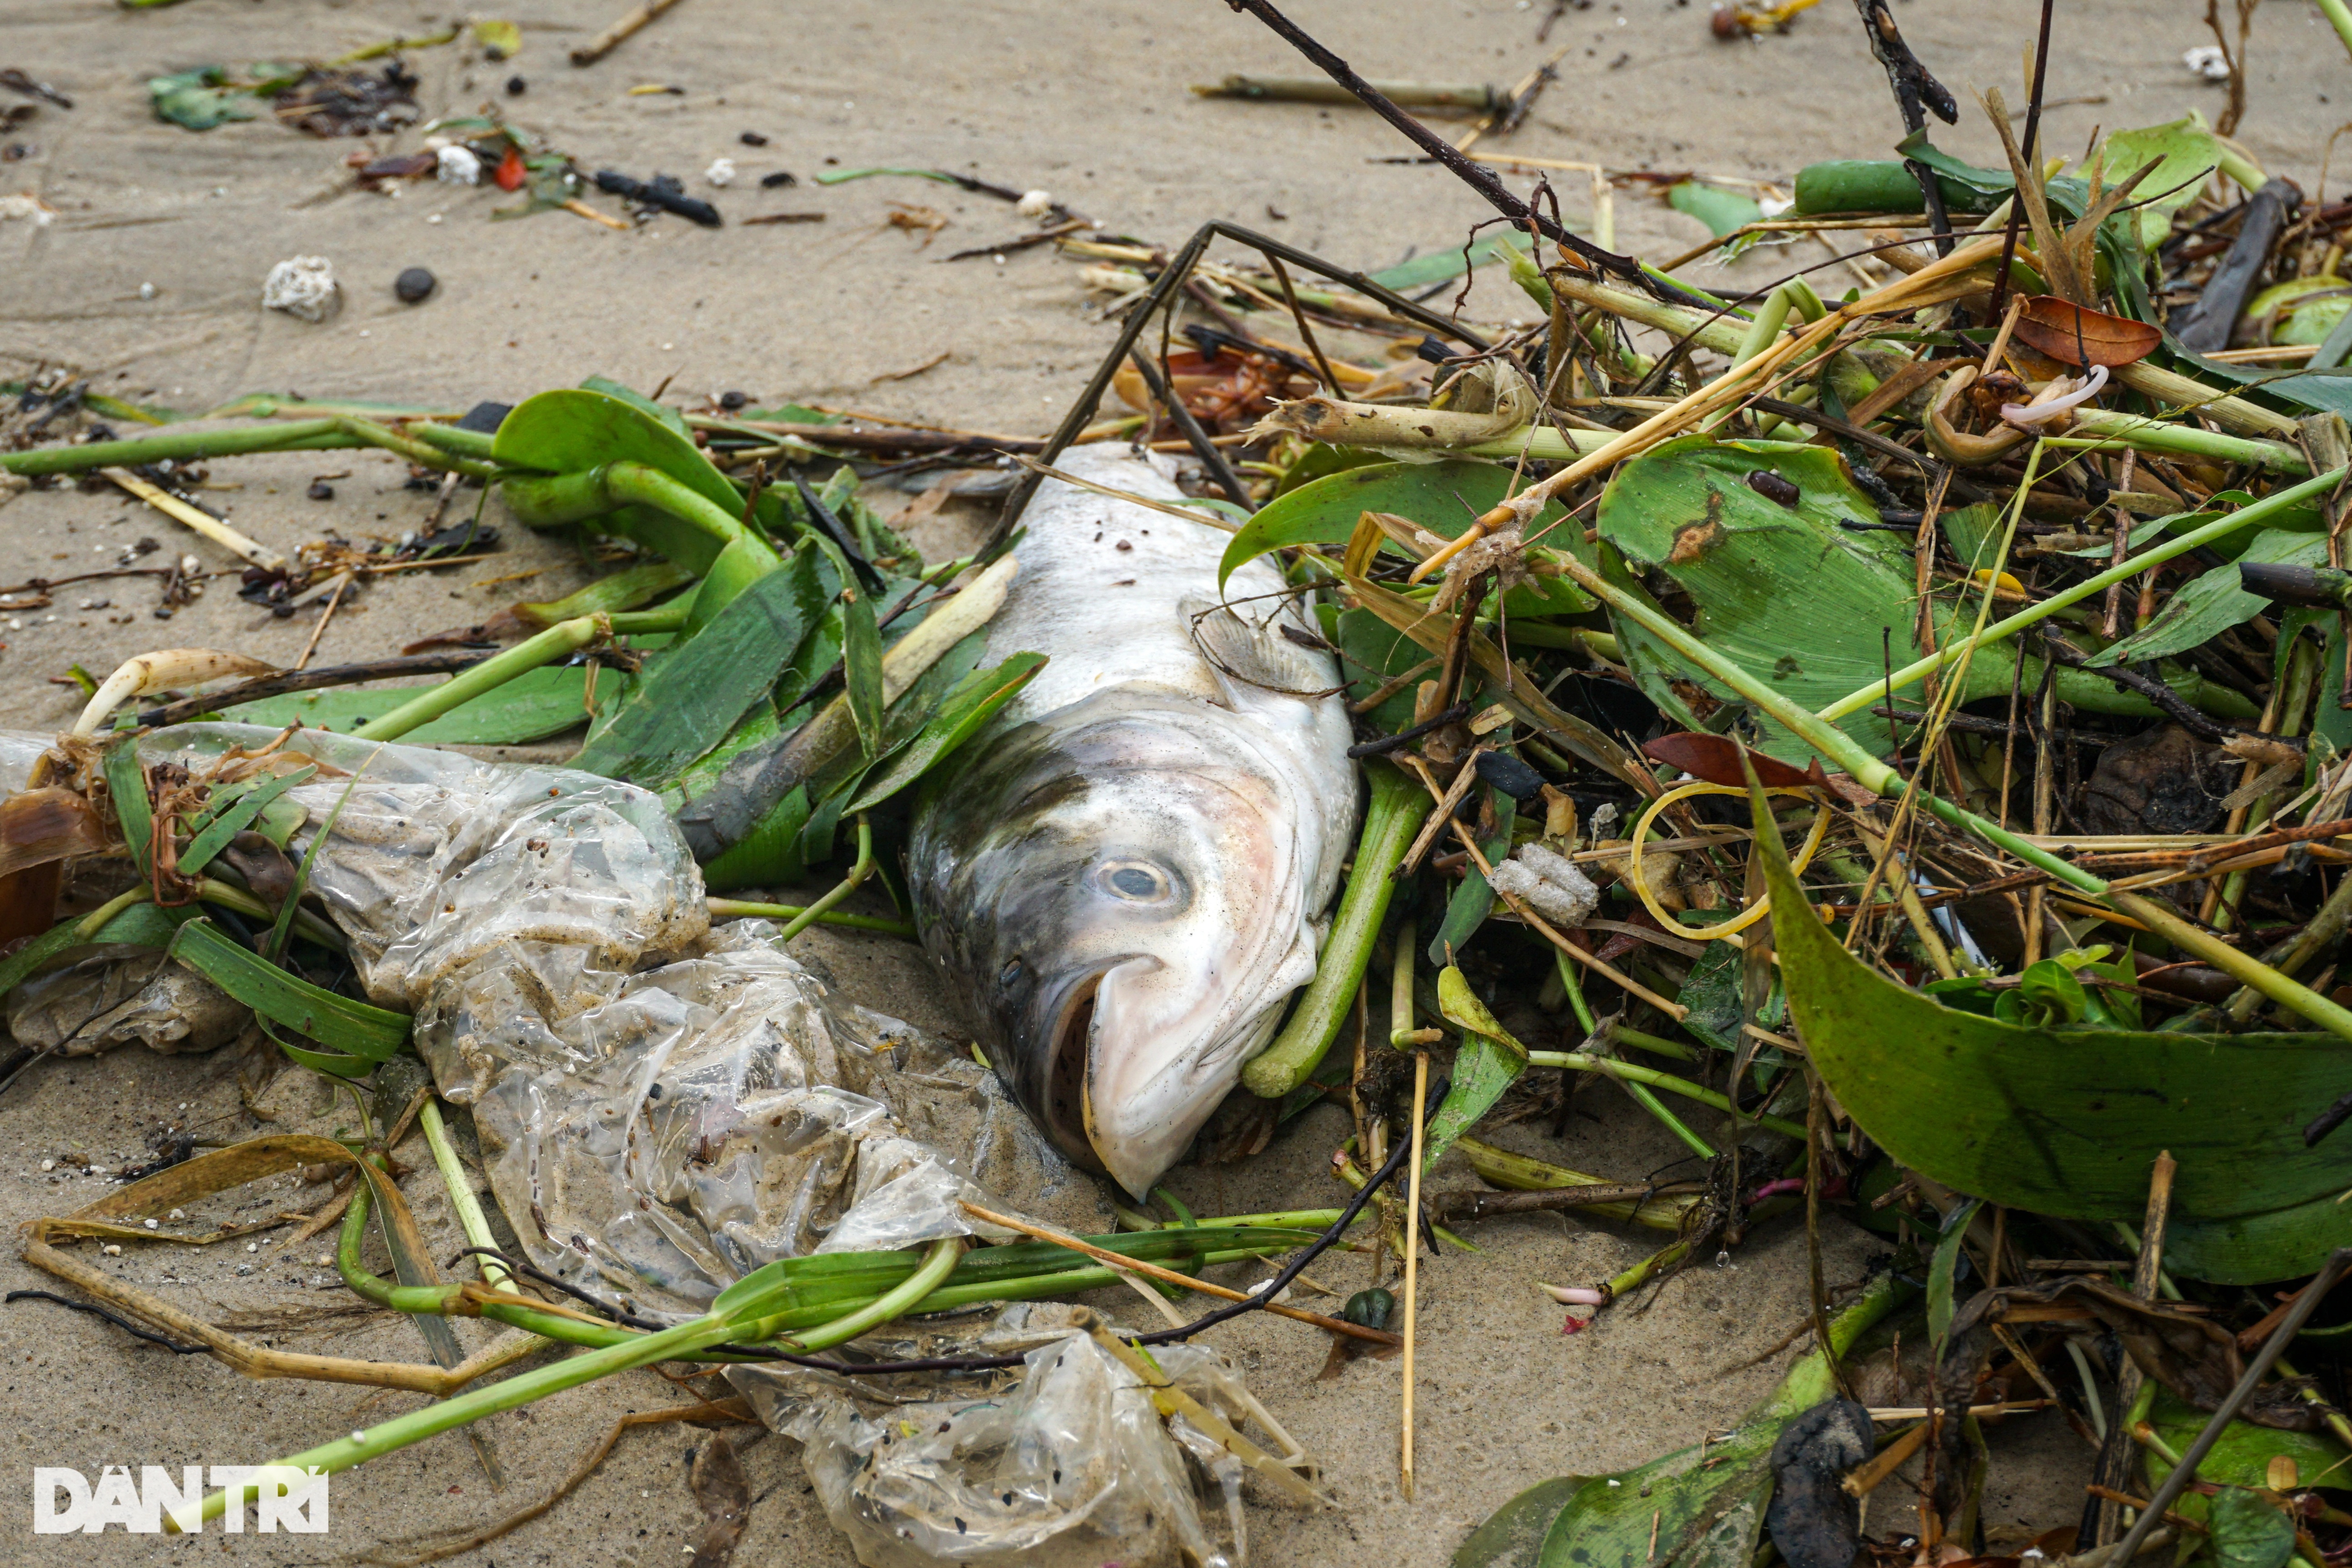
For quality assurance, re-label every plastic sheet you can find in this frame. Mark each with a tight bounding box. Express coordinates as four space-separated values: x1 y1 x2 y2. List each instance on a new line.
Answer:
729 1320 1303 1568
123 727 1091 1315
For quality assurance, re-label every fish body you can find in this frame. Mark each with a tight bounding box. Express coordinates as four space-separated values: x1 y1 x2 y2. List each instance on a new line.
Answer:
907 446 1358 1196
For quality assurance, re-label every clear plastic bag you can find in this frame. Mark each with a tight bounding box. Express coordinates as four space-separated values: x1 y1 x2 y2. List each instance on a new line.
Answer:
729 1323 1306 1568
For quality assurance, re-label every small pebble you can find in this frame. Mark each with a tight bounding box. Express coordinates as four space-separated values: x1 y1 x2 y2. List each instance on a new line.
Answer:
760 170 797 188
138 282 156 300
505 74 527 96
739 130 769 146
394 267 436 304
143 1218 158 1230
39 1159 52 1171
308 480 334 501
168 1208 184 1219
102 1245 121 1257
719 389 748 410
246 1242 258 1253
351 1432 367 1445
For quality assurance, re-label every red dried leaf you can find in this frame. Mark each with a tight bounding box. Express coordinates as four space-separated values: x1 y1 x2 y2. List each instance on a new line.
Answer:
2009 295 2160 369
1642 732 1819 789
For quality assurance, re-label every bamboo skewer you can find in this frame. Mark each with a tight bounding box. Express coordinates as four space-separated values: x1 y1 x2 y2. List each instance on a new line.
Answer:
1401 1049 1429 1500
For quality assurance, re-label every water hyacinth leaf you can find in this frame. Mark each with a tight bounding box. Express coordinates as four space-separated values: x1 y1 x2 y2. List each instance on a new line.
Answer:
148 67 266 130
493 388 745 569
2090 529 2328 666
1753 782 2352 1282
1334 605 1448 732
178 766 315 877
168 919 409 1062
847 652 1047 813
2087 115 2224 252
2208 1487 2299 1568
1454 1477 1586 1568
1667 181 1764 240
1367 229 1533 292
1927 1196 1981 1351
2147 1390 2352 1492
573 546 825 786
1218 459 1575 591
843 587 885 757
228 664 629 745
575 375 691 438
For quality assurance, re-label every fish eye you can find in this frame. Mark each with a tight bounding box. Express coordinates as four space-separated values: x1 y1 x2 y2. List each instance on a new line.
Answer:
999 957 1024 987
1097 860 1172 903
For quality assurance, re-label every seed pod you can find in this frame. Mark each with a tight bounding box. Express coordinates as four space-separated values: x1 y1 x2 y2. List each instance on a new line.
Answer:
1745 469 1800 508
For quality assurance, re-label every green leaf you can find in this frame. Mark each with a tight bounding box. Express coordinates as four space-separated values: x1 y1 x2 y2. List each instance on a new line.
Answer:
574 546 825 785
168 919 410 1061
1756 782 2352 1283
1366 230 1533 292
0 921 88 1005
104 734 152 878
147 67 264 130
1422 1032 1524 1173
1927 1196 1981 1351
2090 529 2328 666
494 388 745 572
2089 115 2223 253
843 587 884 756
1335 605 1447 732
2209 1486 2298 1568
1455 1477 1585 1568
471 18 521 57
178 766 315 876
847 652 1047 812
1437 966 1529 1057
1996 958 2090 1029
1427 792 1513 967
1666 182 1764 239
575 375 690 437
228 664 626 745
2148 1390 2351 1493
1218 458 1577 592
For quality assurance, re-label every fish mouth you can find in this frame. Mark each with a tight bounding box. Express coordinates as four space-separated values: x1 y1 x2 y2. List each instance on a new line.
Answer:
1043 973 1110 1177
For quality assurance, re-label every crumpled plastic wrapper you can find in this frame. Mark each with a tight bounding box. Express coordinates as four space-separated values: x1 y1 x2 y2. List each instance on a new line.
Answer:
50 726 1100 1317
729 1313 1299 1568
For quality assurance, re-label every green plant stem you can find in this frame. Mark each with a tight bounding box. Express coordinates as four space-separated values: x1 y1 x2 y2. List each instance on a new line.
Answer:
2214 639 2320 932
194 1238 964 1532
2315 0 2352 64
1528 1050 1810 1140
194 877 343 950
408 423 499 461
2051 410 2311 475
331 417 498 479
1244 762 1430 1096
417 1100 513 1293
72 887 151 941
771 817 876 943
0 419 344 476
345 606 677 742
1820 466 2348 721
1552 946 1599 1033
706 897 914 938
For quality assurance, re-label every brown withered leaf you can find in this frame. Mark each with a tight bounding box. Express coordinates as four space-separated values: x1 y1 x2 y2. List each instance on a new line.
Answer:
2010 295 2161 368
1642 732 1820 788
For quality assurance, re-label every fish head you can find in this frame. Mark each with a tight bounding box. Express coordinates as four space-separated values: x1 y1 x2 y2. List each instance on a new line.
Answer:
912 695 1325 1197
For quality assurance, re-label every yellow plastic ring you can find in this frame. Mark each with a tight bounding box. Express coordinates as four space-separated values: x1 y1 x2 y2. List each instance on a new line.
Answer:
1626 782 1829 944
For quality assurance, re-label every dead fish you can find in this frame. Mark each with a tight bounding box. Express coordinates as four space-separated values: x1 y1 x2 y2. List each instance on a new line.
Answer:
908 446 1358 1197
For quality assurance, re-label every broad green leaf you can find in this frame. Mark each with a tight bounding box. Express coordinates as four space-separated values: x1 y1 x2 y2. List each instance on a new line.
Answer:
168 919 410 1061
2090 526 2325 666
698 783 812 891
1271 441 1390 499
1667 181 1763 239
1436 966 1529 1057
2089 115 2223 253
1427 792 1512 967
227 664 627 745
1927 1196 1981 1351
1334 605 1448 732
148 67 265 130
843 586 884 756
1421 1032 1524 1174
494 388 745 572
1455 1477 1585 1568
575 375 690 437
1218 459 1578 593
574 546 825 786
847 652 1047 812
1755 781 2352 1283
2148 1390 2351 1492
2209 1486 2298 1568
178 765 315 876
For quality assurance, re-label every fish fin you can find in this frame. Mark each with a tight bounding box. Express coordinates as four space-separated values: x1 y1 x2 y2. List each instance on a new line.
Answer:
1179 594 1338 705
